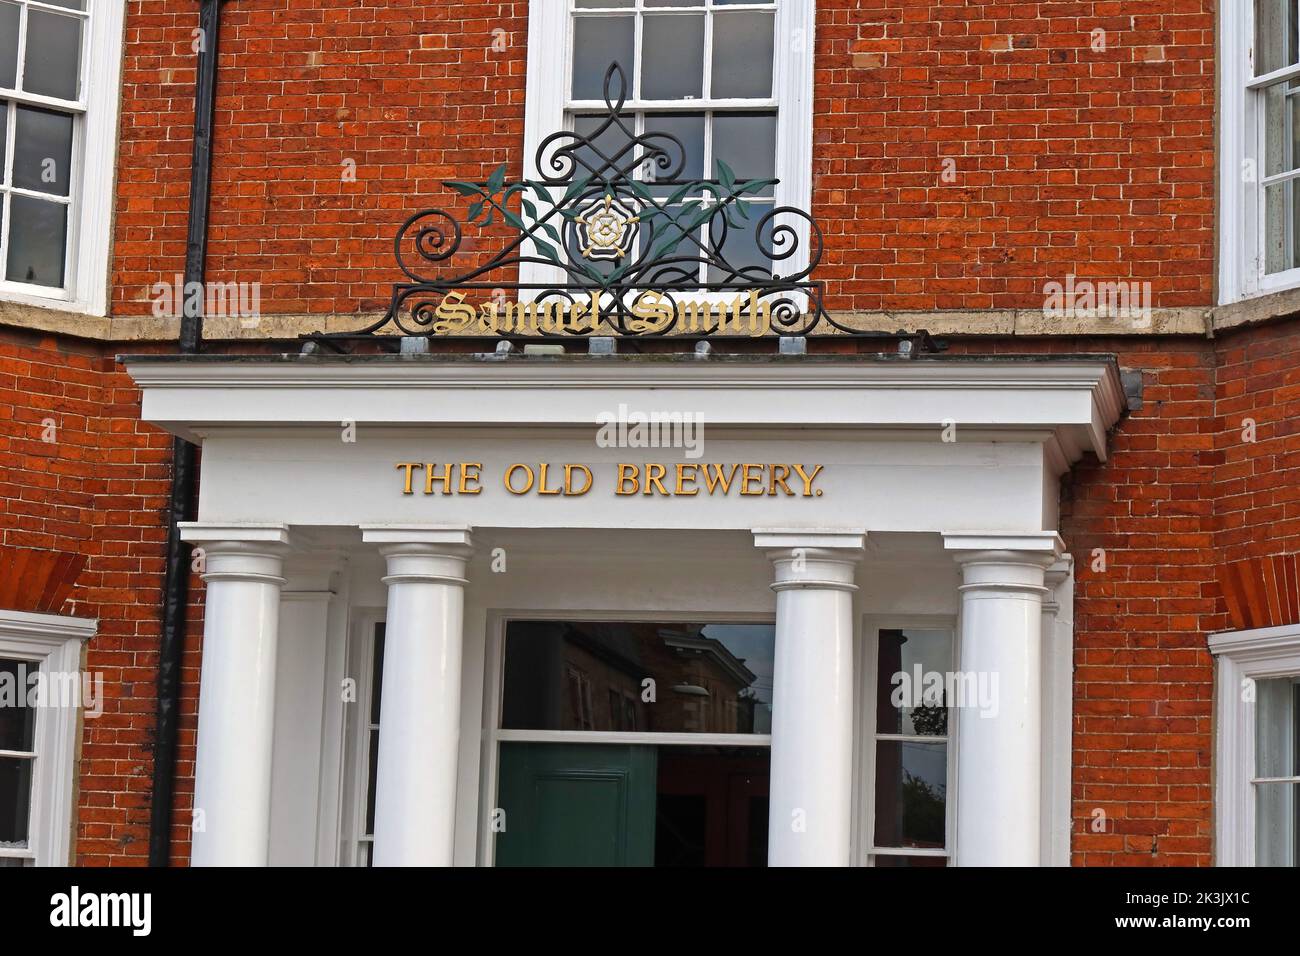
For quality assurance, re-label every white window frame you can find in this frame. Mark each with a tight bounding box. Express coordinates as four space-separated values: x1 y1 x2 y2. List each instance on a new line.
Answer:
520 0 816 302
1209 622 1300 866
339 609 384 868
0 608 95 867
477 609 774 867
1219 1 1300 303
0 0 125 315
855 615 959 867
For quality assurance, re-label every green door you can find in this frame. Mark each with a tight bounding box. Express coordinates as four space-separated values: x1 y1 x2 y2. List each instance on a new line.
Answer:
495 743 657 866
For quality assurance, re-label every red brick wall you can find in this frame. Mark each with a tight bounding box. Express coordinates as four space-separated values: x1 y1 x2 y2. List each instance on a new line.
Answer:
0 330 200 865
5 321 1300 866
110 0 1215 318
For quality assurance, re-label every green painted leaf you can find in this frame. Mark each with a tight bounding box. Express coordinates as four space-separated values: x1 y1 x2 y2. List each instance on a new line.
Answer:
487 163 508 194
521 197 539 221
716 160 737 190
503 208 526 232
531 237 562 263
446 181 482 197
467 200 484 222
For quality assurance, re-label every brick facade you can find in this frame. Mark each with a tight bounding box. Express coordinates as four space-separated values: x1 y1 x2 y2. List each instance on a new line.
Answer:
2 1 1294 867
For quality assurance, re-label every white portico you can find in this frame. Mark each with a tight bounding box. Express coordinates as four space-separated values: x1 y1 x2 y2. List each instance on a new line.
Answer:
127 354 1125 867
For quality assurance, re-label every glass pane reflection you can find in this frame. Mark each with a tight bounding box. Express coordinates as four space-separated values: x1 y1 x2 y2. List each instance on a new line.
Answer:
502 620 775 734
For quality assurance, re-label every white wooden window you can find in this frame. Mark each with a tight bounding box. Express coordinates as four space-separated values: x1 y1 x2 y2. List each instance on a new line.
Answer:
857 618 958 867
341 620 384 867
522 0 815 293
1210 623 1300 866
0 609 94 867
0 0 124 314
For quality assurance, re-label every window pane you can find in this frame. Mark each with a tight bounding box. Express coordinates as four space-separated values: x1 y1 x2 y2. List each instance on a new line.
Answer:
873 740 947 849
0 756 33 847
1262 80 1300 178
1264 180 1298 274
23 9 82 101
646 0 699 7
7 194 68 287
874 854 947 867
712 112 777 196
0 660 35 752
644 111 705 187
1255 782 1298 865
876 629 954 736
573 16 634 100
1257 0 1300 75
45 0 87 9
1256 677 1299 778
13 106 74 196
642 15 704 100
369 626 385 726
0 3 19 89
501 621 775 734
711 11 775 99
0 100 7 184
576 0 632 6
706 201 772 283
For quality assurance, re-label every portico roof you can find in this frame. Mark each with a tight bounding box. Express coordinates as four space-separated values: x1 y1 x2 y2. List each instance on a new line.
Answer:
122 352 1128 466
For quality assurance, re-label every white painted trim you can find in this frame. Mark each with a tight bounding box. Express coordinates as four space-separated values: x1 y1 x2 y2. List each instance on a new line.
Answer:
1209 622 1300 866
0 608 96 866
1041 557 1073 867
0 0 125 315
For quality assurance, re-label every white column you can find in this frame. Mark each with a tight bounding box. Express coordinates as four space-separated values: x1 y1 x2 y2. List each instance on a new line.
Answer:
754 529 865 867
179 523 290 867
943 532 1062 867
361 526 472 867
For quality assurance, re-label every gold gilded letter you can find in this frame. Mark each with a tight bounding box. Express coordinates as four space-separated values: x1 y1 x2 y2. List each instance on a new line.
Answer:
564 464 594 496
396 462 421 495
425 462 454 495
644 463 670 496
537 462 563 496
504 463 535 495
460 463 483 495
792 463 825 497
675 463 699 496
702 463 740 495
740 464 765 496
769 464 794 497
616 464 640 496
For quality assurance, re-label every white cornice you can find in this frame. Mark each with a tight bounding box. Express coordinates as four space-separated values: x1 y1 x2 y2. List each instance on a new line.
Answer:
125 356 1127 463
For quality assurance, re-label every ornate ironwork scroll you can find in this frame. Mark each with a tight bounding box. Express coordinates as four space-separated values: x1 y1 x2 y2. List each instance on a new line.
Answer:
315 62 867 342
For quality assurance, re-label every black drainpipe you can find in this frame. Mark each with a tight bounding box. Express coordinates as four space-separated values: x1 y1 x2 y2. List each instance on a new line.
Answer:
148 0 226 867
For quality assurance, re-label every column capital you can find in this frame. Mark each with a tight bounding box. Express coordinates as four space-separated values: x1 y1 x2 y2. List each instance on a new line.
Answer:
178 522 290 548
941 531 1065 561
944 532 1061 599
363 526 473 587
754 529 865 594
178 523 290 585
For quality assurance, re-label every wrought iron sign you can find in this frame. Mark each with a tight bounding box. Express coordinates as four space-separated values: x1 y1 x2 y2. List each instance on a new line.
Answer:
316 63 866 343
